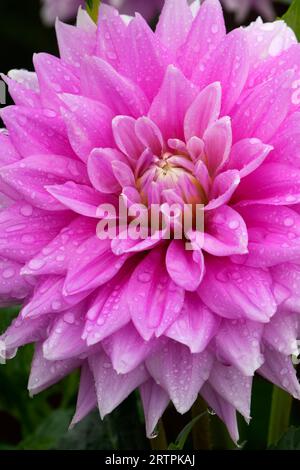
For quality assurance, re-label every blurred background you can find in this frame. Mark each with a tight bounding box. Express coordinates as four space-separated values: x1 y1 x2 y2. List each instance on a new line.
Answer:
0 0 299 451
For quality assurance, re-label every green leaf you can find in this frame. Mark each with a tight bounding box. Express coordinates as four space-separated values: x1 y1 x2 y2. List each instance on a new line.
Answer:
86 0 101 23
17 409 73 450
270 426 300 450
282 0 300 41
168 412 207 450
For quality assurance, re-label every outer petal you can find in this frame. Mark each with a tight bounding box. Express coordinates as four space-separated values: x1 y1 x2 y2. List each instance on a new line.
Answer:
89 351 148 418
0 155 88 211
21 218 96 276
146 340 213 414
155 0 193 61
81 56 149 118
28 343 81 396
140 379 169 438
46 182 114 218
233 205 300 268
209 362 252 420
215 319 264 376
60 94 114 162
0 106 75 158
201 383 239 443
166 293 220 353
102 323 159 374
0 202 72 263
263 310 299 356
192 29 249 115
178 0 225 78
234 163 300 206
64 238 128 296
70 362 97 428
198 258 277 322
259 346 300 400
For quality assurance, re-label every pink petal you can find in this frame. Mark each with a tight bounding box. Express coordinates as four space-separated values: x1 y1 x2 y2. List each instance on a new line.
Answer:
198 258 277 322
0 155 88 211
259 346 300 399
271 263 300 314
166 293 220 353
46 182 114 218
166 240 204 291
96 4 128 74
135 117 163 156
234 205 300 268
128 247 185 340
225 138 273 177
215 319 264 376
204 205 248 256
178 0 225 78
21 276 88 318
102 323 159 374
88 148 126 194
146 340 213 414
22 217 96 276
192 29 249 115
42 303 88 361
0 312 49 352
201 383 239 443
155 0 193 61
56 19 96 69
64 238 128 296
60 93 114 162
263 310 298 356
28 343 81 396
89 351 148 418
0 106 75 158
203 117 232 175
81 56 149 117
140 379 169 438
70 362 97 428
234 163 300 206
112 116 145 164
270 113 300 169
33 53 80 111
206 170 240 211
231 70 296 143
208 361 252 420
125 14 166 101
184 82 221 142
0 202 72 263
83 267 134 345
148 65 198 141
0 257 34 306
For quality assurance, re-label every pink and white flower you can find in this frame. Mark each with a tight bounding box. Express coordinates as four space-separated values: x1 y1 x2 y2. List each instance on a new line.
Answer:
1 0 300 442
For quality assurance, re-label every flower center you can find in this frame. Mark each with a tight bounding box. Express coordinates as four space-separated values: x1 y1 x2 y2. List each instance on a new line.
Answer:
137 152 206 206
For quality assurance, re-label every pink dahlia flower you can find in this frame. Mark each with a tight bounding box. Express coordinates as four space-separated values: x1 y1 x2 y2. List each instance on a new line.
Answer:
1 0 300 442
41 0 164 25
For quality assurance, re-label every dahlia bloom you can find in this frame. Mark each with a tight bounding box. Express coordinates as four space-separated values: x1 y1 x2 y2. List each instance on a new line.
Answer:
41 0 164 25
1 0 300 443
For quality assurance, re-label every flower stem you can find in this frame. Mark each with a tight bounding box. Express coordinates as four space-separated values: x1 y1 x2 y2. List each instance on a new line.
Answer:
267 385 293 447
